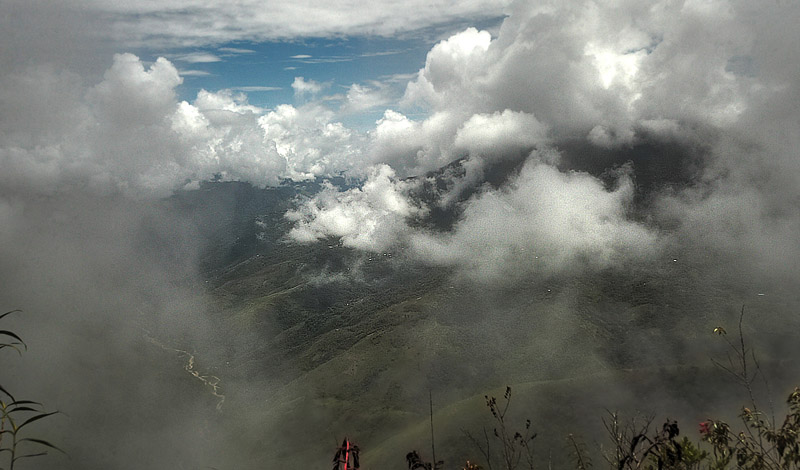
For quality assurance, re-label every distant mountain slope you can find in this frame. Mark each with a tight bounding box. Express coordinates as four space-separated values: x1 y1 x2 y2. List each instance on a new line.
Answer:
154 172 800 469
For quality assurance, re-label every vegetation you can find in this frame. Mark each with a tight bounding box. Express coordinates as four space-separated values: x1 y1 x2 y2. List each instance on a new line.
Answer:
0 310 62 470
462 387 536 470
403 308 800 469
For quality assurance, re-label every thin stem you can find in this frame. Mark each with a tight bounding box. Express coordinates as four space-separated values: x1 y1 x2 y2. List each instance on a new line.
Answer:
429 390 436 468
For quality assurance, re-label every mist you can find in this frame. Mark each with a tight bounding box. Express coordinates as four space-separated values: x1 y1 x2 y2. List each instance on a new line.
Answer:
2 0 800 468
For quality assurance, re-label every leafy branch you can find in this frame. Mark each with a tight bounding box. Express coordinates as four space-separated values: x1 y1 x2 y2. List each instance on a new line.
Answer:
0 310 63 470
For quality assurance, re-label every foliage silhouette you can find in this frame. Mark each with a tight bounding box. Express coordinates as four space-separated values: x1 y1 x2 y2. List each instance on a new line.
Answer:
463 386 536 470
406 450 443 470
448 306 800 469
0 310 63 470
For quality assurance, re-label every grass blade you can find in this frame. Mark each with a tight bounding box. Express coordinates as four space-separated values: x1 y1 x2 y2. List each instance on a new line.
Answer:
7 406 40 414
0 383 16 401
13 452 49 462
0 344 25 355
0 331 26 349
18 438 66 454
17 411 59 431
9 400 42 407
0 310 21 321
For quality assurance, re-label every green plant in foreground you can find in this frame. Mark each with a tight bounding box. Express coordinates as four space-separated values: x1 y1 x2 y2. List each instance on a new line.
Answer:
463 386 537 470
598 306 800 469
694 306 800 469
449 306 800 469
0 310 62 470
699 387 800 469
601 412 707 469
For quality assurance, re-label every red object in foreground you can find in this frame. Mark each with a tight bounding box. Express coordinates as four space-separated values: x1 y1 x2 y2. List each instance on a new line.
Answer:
699 421 711 436
332 437 360 470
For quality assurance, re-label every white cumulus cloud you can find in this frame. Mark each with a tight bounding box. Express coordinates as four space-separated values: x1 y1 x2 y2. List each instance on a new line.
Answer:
292 76 323 99
0 53 366 197
411 160 658 280
286 165 424 251
285 0 800 283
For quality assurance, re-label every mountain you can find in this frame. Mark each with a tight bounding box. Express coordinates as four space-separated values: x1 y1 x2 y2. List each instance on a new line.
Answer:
147 176 800 469
5 159 797 470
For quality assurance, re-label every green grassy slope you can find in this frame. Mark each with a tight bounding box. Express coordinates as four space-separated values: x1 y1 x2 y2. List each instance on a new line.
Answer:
155 181 800 469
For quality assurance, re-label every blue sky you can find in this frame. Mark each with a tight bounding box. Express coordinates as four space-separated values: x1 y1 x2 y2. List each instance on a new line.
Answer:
167 37 428 105
164 36 432 128
103 4 509 130
128 16 506 130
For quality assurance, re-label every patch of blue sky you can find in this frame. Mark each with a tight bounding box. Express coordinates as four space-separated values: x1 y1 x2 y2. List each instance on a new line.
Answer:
166 35 430 110
135 14 505 127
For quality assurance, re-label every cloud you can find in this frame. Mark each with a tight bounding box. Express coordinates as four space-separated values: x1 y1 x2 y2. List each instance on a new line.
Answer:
286 165 424 251
193 88 265 114
3 1 800 467
284 0 800 285
397 0 783 146
380 72 418 83
4 0 800 283
173 52 222 63
411 159 658 280
364 107 549 179
0 184 241 470
366 109 465 176
360 50 405 58
402 27 492 112
89 53 183 126
0 53 187 196
231 86 282 92
0 53 366 197
289 55 354 64
339 83 393 114
218 47 256 54
82 0 512 47
179 69 212 77
0 1 105 76
291 76 323 98
452 110 548 159
285 154 659 280
257 103 367 180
